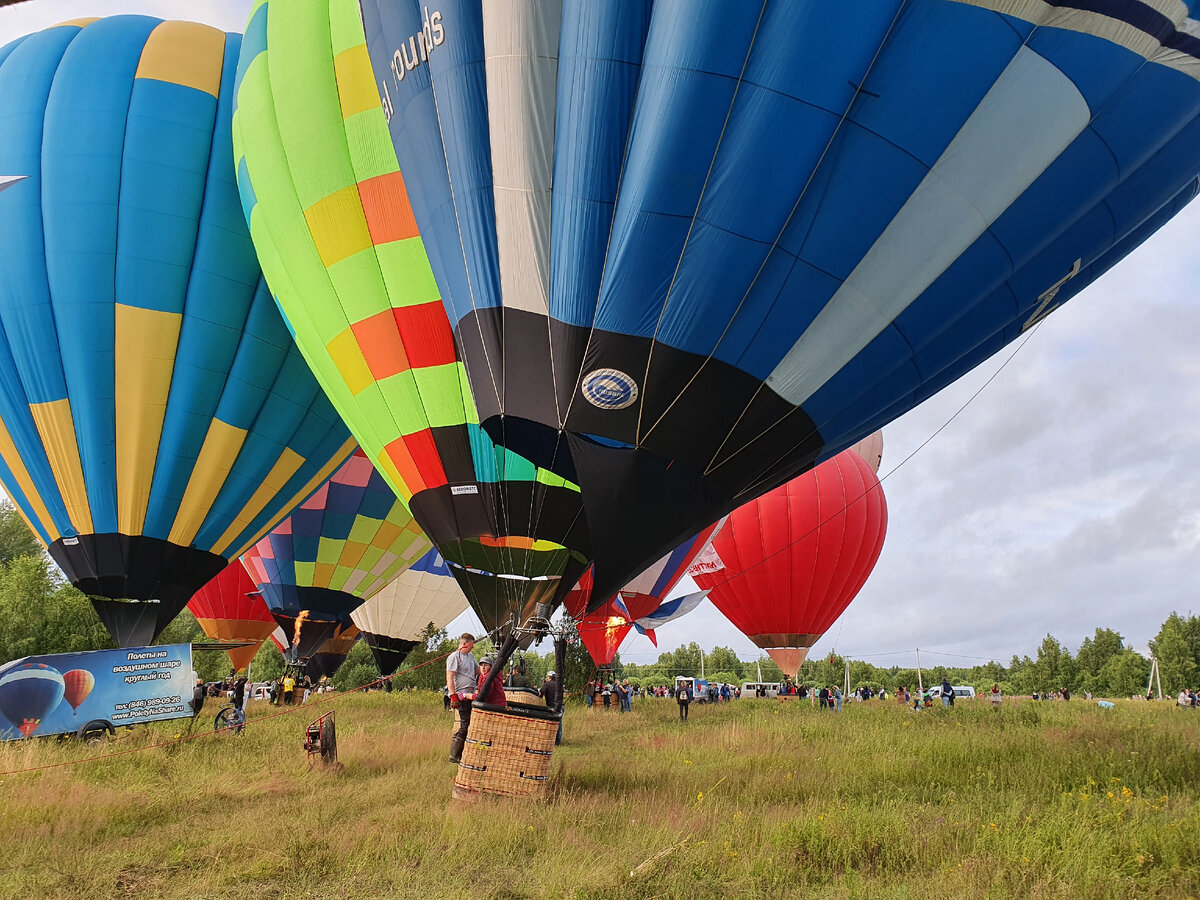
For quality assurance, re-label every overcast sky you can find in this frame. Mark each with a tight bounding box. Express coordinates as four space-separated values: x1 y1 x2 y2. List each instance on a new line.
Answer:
4 1 1197 671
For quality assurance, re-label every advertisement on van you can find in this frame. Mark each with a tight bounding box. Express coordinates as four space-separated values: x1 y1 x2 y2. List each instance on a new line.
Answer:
0 644 194 740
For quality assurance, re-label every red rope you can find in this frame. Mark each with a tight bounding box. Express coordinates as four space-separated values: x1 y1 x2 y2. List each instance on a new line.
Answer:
0 648 455 777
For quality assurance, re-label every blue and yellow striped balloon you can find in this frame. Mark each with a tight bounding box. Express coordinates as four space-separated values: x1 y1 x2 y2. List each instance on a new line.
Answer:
0 17 354 646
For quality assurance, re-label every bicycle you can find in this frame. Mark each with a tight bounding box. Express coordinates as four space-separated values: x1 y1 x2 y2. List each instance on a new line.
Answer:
213 704 246 735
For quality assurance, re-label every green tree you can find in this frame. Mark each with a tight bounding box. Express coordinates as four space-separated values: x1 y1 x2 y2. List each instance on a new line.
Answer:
704 646 745 681
0 499 43 565
1075 627 1124 677
1098 649 1150 698
247 639 286 682
1028 635 1073 693
0 555 111 662
657 642 702 677
1149 613 1198 695
393 622 457 691
333 640 380 691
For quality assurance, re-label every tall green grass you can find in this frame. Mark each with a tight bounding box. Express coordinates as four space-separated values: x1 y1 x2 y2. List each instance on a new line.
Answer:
0 693 1195 899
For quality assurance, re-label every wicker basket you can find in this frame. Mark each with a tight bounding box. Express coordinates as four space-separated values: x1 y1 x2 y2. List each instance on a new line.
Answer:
453 701 560 800
503 686 543 705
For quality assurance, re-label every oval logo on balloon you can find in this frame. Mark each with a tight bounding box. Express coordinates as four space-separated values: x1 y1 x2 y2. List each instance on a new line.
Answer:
581 369 639 410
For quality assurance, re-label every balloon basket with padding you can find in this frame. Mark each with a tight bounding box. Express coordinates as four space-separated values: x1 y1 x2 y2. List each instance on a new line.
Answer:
304 709 339 768
453 701 560 801
503 686 542 705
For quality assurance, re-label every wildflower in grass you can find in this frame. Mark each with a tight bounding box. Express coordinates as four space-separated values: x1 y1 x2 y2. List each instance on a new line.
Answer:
1108 792 1114 799
697 792 704 801
733 810 744 823
1122 787 1132 798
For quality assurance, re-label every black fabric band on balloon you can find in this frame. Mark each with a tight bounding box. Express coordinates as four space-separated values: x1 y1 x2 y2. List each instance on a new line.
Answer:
360 633 419 675
454 308 828 609
50 533 228 646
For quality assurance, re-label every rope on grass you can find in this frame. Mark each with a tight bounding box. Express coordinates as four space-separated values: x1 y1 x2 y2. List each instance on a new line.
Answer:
0 648 456 777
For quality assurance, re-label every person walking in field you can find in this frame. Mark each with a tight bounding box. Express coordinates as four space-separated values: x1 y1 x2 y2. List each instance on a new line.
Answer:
940 678 954 708
990 683 1002 706
677 680 693 722
282 673 296 705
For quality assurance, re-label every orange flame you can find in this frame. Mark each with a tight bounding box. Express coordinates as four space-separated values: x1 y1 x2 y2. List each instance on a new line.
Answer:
292 610 311 649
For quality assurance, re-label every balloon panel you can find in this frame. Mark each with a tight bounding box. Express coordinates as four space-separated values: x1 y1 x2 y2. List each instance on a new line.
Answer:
187 562 276 670
360 0 1200 606
0 17 354 644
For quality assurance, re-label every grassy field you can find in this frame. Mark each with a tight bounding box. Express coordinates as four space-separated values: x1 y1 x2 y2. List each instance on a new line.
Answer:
0 691 1196 900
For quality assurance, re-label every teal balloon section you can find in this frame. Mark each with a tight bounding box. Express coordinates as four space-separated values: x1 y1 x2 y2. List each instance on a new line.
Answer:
0 18 353 646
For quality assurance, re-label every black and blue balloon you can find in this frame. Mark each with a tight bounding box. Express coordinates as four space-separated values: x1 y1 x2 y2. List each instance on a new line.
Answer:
360 0 1200 604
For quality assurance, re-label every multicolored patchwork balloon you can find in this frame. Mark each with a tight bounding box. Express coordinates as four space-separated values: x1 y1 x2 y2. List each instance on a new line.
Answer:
241 450 429 659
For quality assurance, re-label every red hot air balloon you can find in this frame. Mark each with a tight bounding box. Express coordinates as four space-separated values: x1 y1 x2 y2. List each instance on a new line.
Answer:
564 519 724 666
690 448 887 678
61 669 95 714
187 562 276 672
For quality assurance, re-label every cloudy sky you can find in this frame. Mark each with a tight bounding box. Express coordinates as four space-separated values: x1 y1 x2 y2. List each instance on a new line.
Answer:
3 1 1197 671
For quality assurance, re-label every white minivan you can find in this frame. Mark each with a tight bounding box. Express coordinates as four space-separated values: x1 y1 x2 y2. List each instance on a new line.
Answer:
741 681 780 699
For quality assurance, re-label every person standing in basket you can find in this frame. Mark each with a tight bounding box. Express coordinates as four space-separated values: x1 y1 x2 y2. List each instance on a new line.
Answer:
677 680 693 722
446 633 479 764
472 655 507 707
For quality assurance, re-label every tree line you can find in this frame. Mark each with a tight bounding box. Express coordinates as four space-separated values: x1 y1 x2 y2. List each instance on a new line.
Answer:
1 500 1197 698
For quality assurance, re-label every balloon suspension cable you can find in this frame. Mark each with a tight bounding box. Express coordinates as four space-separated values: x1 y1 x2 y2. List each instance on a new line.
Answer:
705 323 1042 592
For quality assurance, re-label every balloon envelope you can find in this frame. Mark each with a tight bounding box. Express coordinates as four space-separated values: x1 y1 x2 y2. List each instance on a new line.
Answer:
61 668 95 712
242 450 430 660
187 562 276 672
0 663 65 737
359 0 1200 607
0 17 354 645
690 449 887 677
564 519 723 666
232 0 588 638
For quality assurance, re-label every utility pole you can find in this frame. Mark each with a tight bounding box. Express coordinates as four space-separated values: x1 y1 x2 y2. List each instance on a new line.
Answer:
1147 658 1162 700
915 648 924 695
844 659 850 698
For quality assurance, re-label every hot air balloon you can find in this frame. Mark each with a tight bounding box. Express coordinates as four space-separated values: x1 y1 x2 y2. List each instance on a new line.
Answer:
564 519 723 665
690 448 887 677
358 0 1200 609
242 450 430 661
61 668 94 714
305 622 360 680
0 17 354 646
232 0 588 642
187 562 276 672
0 663 65 737
351 548 469 674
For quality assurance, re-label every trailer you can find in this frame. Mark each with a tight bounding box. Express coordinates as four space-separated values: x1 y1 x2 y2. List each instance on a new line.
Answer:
0 644 194 742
